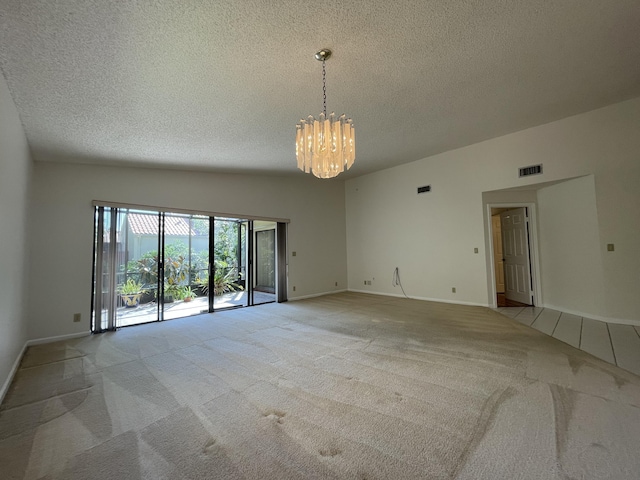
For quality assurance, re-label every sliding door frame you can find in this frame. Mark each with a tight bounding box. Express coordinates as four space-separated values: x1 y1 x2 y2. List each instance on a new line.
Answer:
247 220 254 306
91 207 104 332
158 212 166 321
277 222 288 303
92 204 288 332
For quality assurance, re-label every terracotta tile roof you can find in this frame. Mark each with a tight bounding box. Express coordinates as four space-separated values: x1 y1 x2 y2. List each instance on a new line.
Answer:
127 213 195 236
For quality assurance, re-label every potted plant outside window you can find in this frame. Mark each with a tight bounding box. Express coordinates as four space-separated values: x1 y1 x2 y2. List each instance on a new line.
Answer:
118 279 145 308
182 286 196 302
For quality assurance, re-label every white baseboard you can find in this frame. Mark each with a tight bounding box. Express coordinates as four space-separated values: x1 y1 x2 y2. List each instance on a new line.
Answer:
289 289 348 301
1 331 90 406
348 289 489 307
542 304 640 327
26 331 90 347
348 289 407 299
0 341 28 406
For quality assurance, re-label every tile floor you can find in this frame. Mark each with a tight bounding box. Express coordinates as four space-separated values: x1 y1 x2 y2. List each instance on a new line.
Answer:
494 306 640 377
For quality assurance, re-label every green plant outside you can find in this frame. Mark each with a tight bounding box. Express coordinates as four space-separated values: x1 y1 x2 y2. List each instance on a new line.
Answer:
163 283 183 300
123 227 244 299
118 278 144 294
197 260 244 297
182 286 196 299
126 242 191 289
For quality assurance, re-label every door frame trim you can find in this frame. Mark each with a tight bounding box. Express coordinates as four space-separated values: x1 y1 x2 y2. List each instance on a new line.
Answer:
486 202 542 309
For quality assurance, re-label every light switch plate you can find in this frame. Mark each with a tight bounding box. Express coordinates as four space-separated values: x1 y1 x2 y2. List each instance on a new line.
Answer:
607 244 614 252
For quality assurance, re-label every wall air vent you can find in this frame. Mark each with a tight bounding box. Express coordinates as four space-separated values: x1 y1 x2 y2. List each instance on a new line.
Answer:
519 164 543 177
417 185 431 194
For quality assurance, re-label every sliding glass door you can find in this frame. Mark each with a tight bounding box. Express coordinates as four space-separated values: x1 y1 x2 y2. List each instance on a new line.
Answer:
116 209 161 327
254 221 277 305
92 206 285 332
92 207 161 331
212 218 248 310
162 213 210 321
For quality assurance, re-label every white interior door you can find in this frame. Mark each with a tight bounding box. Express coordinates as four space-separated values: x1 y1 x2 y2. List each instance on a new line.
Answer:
500 208 533 305
492 215 505 294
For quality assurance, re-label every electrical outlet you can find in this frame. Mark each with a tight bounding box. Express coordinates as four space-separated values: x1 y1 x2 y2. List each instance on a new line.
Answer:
335 282 338 286
607 244 614 252
474 247 478 253
292 251 297 256
451 287 456 293
73 313 81 322
293 286 296 291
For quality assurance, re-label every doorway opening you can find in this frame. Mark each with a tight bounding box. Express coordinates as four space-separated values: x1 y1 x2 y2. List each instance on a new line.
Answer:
487 203 541 309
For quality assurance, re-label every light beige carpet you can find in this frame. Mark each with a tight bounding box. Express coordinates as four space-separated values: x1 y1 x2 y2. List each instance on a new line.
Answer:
1 292 640 479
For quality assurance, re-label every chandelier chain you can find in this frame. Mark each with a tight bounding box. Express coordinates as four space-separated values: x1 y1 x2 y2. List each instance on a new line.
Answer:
322 59 327 116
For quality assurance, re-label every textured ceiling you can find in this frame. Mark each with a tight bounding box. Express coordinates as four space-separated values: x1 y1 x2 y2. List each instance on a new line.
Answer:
1 1 639 179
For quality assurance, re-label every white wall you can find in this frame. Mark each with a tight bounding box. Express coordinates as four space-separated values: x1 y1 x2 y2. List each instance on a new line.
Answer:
537 175 606 316
28 163 347 339
0 73 32 399
346 97 640 323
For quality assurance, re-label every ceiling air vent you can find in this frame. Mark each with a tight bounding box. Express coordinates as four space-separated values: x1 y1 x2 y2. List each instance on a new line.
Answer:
519 164 543 177
417 185 431 194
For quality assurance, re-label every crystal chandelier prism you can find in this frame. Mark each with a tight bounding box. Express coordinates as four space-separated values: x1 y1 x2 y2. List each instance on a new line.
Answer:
295 49 355 179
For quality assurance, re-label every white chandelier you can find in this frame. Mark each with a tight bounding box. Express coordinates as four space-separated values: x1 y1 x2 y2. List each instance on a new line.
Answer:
296 49 355 179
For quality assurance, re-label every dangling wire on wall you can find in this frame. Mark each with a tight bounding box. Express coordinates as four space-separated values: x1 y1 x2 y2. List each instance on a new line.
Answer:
392 267 410 299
